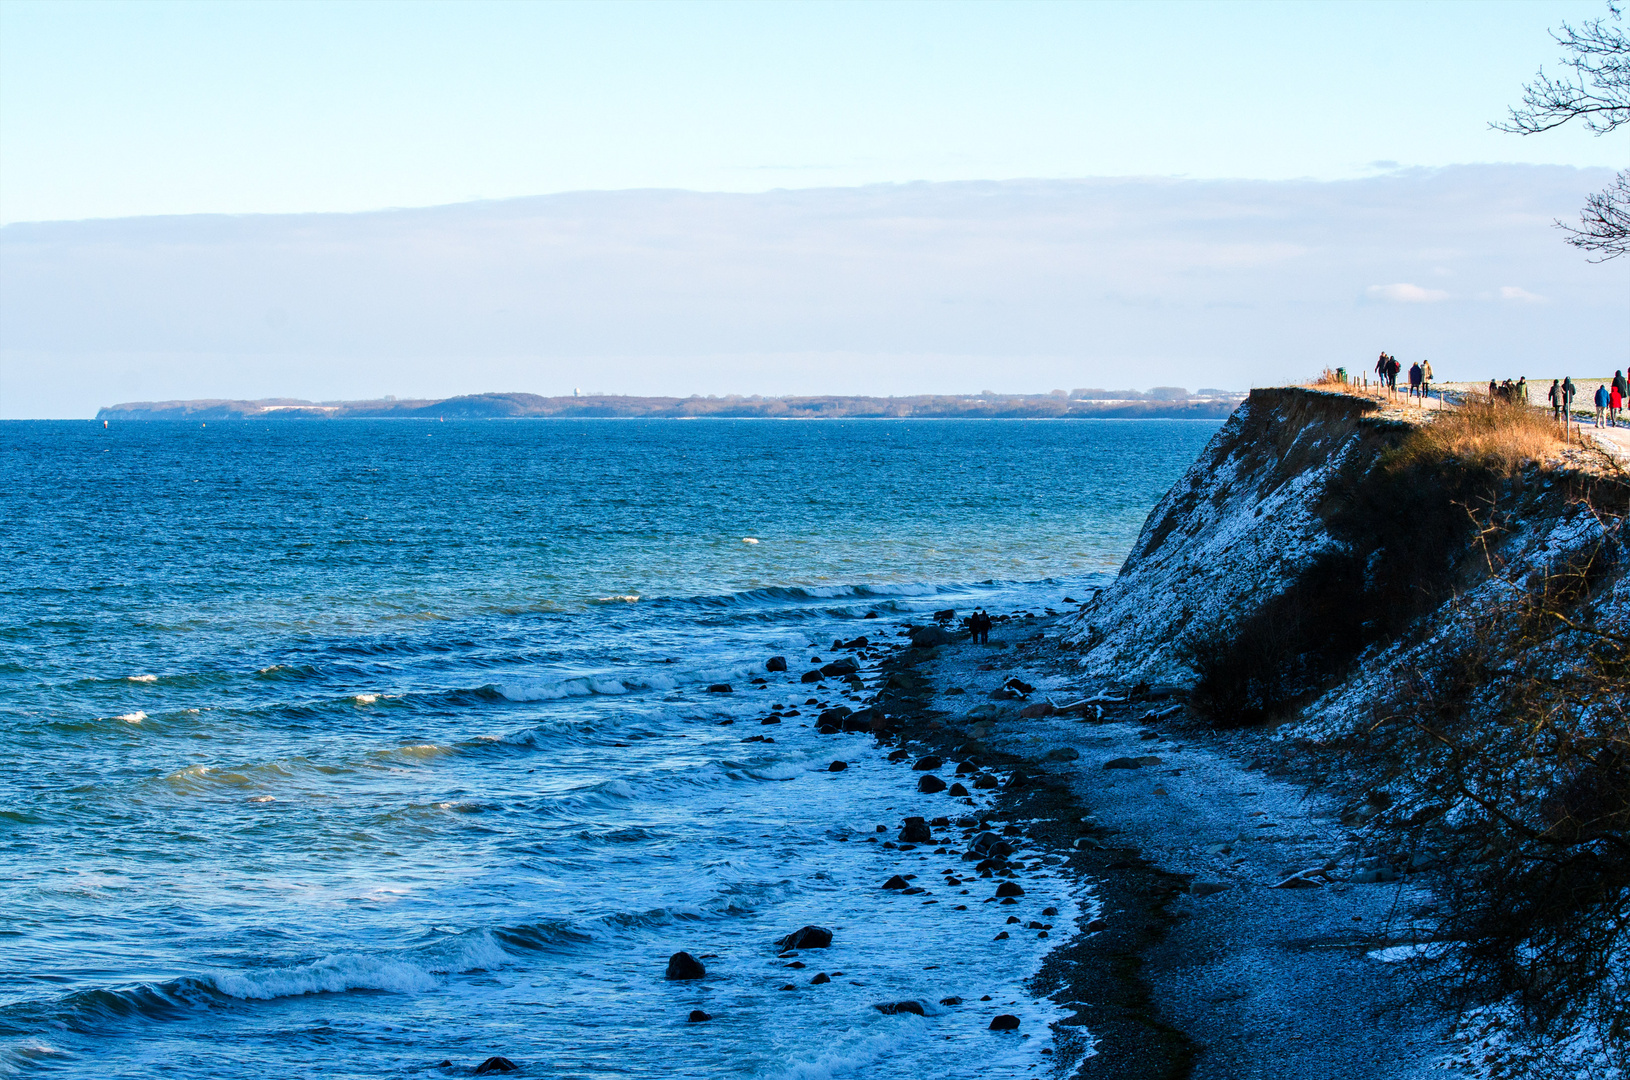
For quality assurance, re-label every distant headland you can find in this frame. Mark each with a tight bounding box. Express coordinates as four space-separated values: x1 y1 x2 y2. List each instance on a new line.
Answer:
96 388 1245 421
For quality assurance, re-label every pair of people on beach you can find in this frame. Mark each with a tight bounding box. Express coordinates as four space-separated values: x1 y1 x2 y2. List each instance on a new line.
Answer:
968 609 992 644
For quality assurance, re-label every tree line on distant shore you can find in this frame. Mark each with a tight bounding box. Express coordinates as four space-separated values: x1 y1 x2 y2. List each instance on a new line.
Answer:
96 388 1245 422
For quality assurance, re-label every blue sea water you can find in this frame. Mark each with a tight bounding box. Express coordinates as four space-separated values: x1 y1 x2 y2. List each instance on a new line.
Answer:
0 418 1218 1079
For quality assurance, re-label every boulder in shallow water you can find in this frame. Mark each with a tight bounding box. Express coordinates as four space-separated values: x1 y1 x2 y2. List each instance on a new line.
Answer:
817 706 852 725
765 656 788 672
917 774 947 794
882 874 910 889
948 782 970 797
874 1000 927 1015
820 657 859 677
707 683 733 694
912 755 943 771
898 816 933 843
973 774 1000 790
995 881 1025 897
666 952 707 980
688 1009 712 1023
989 1014 1021 1031
810 972 830 984
475 1057 519 1074
801 669 824 683
828 760 848 772
774 925 833 950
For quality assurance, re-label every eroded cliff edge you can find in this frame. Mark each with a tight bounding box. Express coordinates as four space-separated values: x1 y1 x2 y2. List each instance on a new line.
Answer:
1056 385 1629 1076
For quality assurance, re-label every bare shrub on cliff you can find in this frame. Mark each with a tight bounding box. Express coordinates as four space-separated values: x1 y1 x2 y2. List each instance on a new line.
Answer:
1360 495 1629 1067
1393 396 1565 476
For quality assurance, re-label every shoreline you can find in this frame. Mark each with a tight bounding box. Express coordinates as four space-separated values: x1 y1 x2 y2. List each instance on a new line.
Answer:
858 610 1454 1078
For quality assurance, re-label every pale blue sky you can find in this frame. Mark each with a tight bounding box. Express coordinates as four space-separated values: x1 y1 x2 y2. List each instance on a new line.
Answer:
1 0 1623 224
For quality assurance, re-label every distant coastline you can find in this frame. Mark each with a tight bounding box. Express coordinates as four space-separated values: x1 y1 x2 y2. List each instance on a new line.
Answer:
96 388 1245 421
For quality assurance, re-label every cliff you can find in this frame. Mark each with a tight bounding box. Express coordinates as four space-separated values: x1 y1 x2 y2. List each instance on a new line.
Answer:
1065 386 1627 705
1060 385 1629 1074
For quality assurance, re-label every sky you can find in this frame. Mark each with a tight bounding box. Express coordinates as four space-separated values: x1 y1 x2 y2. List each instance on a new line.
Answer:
1 0 1626 416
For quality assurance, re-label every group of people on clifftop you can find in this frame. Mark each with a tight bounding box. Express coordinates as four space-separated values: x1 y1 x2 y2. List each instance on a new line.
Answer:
1485 372 1627 428
1375 353 1433 398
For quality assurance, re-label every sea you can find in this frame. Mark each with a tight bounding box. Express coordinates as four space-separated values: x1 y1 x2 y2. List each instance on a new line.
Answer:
0 417 1219 1079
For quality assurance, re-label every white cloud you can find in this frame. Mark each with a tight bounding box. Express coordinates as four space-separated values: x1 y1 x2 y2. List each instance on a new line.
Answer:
2 165 1625 417
1498 285 1547 303
1365 283 1450 303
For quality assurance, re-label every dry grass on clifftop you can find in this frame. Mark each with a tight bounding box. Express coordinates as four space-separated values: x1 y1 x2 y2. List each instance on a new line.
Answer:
1394 397 1565 475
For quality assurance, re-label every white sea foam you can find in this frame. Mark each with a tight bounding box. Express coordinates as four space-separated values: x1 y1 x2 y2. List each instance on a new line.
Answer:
211 952 438 999
126 674 158 683
115 711 146 723
352 693 378 704
772 1020 923 1079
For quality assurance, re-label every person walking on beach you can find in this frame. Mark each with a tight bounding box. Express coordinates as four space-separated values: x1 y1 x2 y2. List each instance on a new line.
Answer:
1516 377 1529 405
970 609 991 644
1408 362 1423 399
1611 381 1624 428
1594 385 1609 426
1614 371 1629 424
1491 379 1501 401
1550 379 1564 419
1420 360 1433 400
1375 353 1388 389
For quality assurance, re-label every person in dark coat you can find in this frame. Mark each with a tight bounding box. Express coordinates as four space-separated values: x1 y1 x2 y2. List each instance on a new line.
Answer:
1408 362 1423 397
1549 379 1564 418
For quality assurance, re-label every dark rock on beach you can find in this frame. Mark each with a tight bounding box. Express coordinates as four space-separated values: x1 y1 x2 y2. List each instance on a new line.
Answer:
882 874 910 889
898 816 933 843
1103 755 1163 769
666 952 706 980
828 760 848 772
843 710 880 732
688 1009 713 1023
907 625 957 648
917 774 947 793
989 1014 1021 1031
1046 746 1080 761
811 972 831 984
995 881 1025 897
774 925 833 950
801 670 824 683
820 657 859 677
818 706 852 725
706 684 733 693
948 782 970 796
912 755 943 771
475 1057 519 1074
974 774 1000 789
875 1000 927 1015
765 656 788 672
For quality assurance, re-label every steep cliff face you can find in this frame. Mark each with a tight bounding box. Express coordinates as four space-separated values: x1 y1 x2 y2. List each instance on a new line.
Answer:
1064 388 1407 685
1066 386 1628 707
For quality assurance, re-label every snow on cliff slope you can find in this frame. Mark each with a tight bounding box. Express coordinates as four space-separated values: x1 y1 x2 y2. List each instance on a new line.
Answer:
1063 387 1405 685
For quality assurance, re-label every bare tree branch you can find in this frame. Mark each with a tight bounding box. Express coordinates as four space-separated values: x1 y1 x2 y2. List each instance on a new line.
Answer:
1497 3 1630 260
